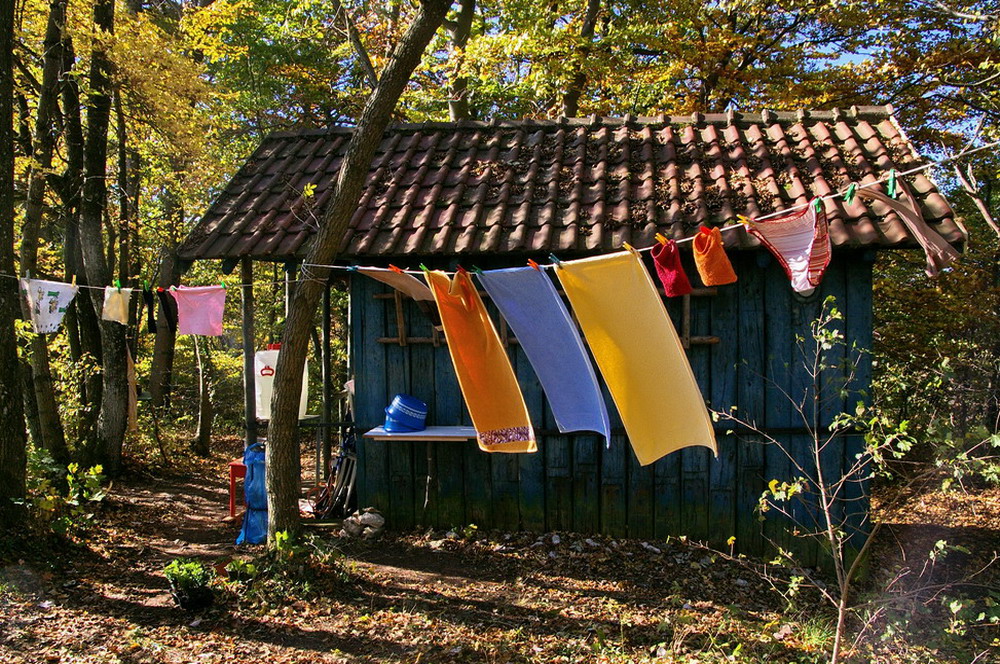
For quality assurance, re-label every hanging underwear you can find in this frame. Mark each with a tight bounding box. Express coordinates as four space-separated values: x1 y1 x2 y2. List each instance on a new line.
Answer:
855 184 958 277
426 269 536 453
555 249 717 466
650 239 693 297
693 226 738 286
746 201 831 294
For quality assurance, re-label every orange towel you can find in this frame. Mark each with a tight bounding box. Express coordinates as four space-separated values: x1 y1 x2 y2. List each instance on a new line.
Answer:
426 270 537 454
692 226 737 286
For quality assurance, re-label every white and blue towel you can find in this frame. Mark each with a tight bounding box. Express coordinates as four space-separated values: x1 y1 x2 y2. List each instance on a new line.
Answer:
478 267 611 444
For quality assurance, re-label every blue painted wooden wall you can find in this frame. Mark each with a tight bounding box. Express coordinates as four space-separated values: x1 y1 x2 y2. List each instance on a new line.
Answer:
349 251 873 560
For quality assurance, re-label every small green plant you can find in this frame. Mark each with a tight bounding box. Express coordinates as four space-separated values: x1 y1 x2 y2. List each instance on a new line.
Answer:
163 558 215 592
25 447 106 535
225 558 259 583
164 558 215 610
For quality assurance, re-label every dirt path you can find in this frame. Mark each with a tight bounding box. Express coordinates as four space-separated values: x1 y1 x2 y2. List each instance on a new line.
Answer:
2 445 998 663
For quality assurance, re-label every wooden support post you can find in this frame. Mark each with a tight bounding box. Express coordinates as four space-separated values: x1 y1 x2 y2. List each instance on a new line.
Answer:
241 257 257 448
322 281 333 479
285 261 298 316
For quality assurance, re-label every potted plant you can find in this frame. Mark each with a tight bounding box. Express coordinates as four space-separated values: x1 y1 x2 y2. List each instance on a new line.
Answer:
164 558 215 610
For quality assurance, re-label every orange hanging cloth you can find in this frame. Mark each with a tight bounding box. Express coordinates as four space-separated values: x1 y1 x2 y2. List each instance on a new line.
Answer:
426 270 537 453
692 226 738 286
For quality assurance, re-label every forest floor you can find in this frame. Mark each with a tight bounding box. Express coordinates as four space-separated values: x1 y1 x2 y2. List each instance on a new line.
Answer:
1 438 998 664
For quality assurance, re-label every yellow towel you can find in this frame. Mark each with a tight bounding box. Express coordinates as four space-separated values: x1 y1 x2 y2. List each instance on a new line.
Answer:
556 250 717 465
426 270 537 453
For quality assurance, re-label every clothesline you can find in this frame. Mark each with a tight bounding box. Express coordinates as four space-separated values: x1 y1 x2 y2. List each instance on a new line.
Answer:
304 136 1000 275
0 272 320 291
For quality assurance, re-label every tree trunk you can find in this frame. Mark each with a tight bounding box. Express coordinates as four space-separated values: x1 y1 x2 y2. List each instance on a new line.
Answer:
446 0 475 121
561 0 600 118
19 0 70 464
149 245 180 408
192 336 214 457
266 0 452 543
57 6 103 440
78 0 128 474
0 0 28 522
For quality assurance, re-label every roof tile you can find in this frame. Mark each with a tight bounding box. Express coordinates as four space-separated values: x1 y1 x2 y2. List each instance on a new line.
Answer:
179 108 964 261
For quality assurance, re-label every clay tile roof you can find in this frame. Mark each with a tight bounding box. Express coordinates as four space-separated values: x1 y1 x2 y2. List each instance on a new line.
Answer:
178 106 964 262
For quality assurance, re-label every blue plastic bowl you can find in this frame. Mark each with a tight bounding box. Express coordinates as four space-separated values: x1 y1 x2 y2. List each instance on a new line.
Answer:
384 394 427 432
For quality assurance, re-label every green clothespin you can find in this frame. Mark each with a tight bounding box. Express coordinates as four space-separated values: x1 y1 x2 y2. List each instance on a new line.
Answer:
548 253 562 266
114 278 121 291
843 183 857 205
143 280 149 291
220 279 226 290
419 263 430 272
471 265 483 275
812 199 823 214
887 169 898 199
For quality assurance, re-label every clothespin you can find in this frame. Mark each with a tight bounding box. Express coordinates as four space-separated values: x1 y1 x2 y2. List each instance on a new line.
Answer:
346 265 358 272
455 265 468 276
622 242 635 253
736 215 751 226
143 280 149 290
812 199 823 214
843 183 857 205
220 280 226 290
26 270 31 280
887 169 898 199
114 279 121 291
654 233 669 245
71 274 76 287
527 259 541 271
418 263 429 272
548 253 562 267
471 266 483 275
699 225 712 234
388 264 404 274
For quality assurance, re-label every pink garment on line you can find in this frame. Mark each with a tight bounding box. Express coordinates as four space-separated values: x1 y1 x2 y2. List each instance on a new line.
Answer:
169 286 227 336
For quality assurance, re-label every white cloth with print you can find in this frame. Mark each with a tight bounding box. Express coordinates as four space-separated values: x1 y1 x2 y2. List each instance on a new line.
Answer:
21 278 79 334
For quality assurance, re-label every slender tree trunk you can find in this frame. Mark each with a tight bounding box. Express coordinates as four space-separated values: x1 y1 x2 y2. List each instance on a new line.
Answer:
148 244 180 408
0 0 29 522
79 0 129 473
57 8 103 439
446 0 474 121
266 0 452 542
19 0 69 464
561 0 600 118
192 336 214 456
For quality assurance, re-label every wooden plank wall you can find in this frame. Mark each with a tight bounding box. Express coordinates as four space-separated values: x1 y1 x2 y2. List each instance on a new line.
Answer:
350 252 874 558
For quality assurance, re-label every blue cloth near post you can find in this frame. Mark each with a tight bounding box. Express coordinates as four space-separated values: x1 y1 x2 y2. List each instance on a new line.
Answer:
478 267 611 444
236 443 267 545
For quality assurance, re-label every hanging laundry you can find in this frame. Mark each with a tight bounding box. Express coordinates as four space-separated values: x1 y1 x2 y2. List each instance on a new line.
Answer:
745 201 831 294
141 287 157 333
101 286 133 325
855 185 958 277
651 240 693 297
357 267 441 329
358 267 434 301
169 285 227 336
693 226 738 286
156 288 178 333
20 278 78 334
555 250 716 466
426 269 537 453
478 267 611 443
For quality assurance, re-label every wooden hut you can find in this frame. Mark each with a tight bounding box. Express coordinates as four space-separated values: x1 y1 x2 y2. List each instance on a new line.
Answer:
178 106 963 559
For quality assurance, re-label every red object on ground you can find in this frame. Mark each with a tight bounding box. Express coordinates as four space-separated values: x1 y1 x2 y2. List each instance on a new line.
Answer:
228 459 247 518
